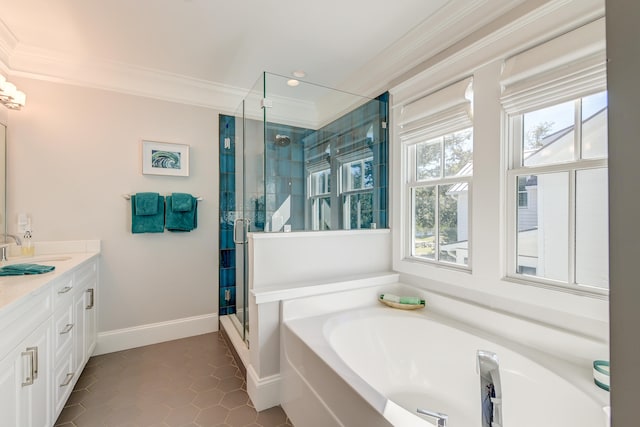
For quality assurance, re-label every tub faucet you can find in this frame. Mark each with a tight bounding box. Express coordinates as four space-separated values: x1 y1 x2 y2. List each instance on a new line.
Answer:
477 350 502 427
417 408 448 427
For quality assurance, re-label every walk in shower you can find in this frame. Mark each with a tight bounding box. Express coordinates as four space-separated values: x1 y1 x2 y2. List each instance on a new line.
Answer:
219 72 389 341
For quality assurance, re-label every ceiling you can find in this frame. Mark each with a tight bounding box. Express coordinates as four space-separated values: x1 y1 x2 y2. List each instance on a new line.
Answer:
0 0 527 111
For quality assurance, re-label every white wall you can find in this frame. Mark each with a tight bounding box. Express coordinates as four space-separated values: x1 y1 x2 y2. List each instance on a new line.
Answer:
246 229 392 410
390 5 609 343
250 229 392 290
5 78 220 350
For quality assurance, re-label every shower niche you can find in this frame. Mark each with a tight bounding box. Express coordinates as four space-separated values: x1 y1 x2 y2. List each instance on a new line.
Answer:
218 72 389 338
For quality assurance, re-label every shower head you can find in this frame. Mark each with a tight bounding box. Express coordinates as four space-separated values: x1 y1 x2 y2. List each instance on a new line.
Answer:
275 134 291 147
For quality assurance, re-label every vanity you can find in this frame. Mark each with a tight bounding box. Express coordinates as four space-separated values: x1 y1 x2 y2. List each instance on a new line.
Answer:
0 242 99 427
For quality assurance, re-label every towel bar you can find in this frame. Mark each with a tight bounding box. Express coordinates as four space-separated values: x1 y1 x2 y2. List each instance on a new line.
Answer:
123 194 203 201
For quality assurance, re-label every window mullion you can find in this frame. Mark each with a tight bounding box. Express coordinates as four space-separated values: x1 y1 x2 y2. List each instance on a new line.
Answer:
440 136 445 179
410 187 416 257
568 169 577 286
435 185 440 261
510 158 607 177
575 99 583 161
511 116 523 168
506 173 517 277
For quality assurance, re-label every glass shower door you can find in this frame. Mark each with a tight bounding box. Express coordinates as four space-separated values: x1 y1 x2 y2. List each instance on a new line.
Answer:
232 75 266 342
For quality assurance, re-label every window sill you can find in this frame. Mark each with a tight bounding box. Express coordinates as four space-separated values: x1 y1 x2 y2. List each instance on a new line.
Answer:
403 255 471 274
502 275 609 300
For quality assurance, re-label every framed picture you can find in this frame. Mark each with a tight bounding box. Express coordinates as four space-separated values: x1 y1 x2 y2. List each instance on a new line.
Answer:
141 140 190 177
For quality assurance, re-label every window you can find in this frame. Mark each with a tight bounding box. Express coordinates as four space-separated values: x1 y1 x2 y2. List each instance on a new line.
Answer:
399 78 473 268
502 20 608 291
309 168 331 230
341 156 374 229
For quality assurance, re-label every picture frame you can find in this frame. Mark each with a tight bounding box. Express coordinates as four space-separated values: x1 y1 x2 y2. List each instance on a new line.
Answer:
141 140 190 177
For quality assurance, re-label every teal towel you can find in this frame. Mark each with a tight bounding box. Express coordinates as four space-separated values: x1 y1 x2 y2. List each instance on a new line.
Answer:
131 194 165 233
171 193 193 212
135 192 159 215
165 195 197 232
0 263 55 276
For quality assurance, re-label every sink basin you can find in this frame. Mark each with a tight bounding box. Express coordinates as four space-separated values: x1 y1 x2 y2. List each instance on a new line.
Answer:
3 255 72 265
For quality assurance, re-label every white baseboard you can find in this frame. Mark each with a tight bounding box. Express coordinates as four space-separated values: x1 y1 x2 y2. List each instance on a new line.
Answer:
94 312 218 355
247 364 281 411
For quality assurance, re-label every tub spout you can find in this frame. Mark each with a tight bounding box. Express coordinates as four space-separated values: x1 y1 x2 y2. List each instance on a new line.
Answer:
477 350 502 427
417 408 448 427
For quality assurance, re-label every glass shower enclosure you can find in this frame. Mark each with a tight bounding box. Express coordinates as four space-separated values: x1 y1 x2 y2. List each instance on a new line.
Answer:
219 72 389 341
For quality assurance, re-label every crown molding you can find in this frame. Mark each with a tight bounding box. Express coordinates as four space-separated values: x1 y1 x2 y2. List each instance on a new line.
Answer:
0 19 17 74
389 0 605 107
0 38 249 113
0 0 605 123
0 1 520 112
340 0 526 99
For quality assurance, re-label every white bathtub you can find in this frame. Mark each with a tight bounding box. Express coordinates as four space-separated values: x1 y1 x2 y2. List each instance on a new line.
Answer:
281 306 608 427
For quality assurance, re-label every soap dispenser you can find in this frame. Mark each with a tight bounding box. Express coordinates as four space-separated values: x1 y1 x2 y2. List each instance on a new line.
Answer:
21 221 34 256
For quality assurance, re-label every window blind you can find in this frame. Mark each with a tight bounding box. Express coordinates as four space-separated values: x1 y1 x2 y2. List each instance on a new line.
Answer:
500 18 607 115
398 77 473 145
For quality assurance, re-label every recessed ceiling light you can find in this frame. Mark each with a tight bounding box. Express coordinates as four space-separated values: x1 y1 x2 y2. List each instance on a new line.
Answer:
287 79 300 87
292 70 306 78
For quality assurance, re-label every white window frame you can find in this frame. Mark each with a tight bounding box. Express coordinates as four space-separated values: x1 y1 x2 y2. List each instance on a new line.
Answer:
307 163 332 231
340 155 374 230
505 98 608 292
398 77 474 270
406 131 473 268
501 19 608 294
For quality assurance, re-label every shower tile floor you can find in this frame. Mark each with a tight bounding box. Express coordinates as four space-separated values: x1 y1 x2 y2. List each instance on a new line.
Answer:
55 332 293 427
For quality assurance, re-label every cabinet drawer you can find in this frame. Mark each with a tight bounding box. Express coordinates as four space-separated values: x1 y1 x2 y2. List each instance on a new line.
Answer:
53 305 74 360
0 287 52 361
52 275 75 311
54 351 75 417
74 260 97 288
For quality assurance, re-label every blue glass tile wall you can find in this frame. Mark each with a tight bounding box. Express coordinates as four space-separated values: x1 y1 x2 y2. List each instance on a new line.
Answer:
217 93 388 311
264 123 313 231
302 92 389 229
219 114 236 315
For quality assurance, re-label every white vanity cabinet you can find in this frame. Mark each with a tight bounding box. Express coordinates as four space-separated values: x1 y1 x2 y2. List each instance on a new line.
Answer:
0 281 53 427
0 254 99 427
54 260 98 415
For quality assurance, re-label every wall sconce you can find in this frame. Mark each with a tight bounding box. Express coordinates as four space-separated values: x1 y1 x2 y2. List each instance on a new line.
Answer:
0 75 26 110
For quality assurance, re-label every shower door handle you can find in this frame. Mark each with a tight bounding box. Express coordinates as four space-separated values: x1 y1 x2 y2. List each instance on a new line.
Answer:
233 218 251 244
233 218 244 244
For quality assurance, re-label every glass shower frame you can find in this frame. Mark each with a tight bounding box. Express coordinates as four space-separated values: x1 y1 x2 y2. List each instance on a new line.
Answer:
228 72 389 342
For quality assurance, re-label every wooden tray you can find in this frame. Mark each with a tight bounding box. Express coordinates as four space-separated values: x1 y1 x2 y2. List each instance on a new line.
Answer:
379 299 425 310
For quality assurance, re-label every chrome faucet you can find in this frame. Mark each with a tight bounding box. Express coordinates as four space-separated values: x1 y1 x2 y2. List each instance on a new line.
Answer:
2 233 22 246
0 234 21 262
477 350 502 427
417 408 448 427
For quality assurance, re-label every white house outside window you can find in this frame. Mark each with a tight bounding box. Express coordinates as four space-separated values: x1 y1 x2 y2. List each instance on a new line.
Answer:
399 77 473 268
502 19 608 291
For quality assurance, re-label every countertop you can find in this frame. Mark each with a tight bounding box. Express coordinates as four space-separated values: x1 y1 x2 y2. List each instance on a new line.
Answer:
0 240 100 313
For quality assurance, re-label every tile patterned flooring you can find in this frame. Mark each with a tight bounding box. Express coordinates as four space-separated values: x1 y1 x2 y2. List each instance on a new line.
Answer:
55 332 293 427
